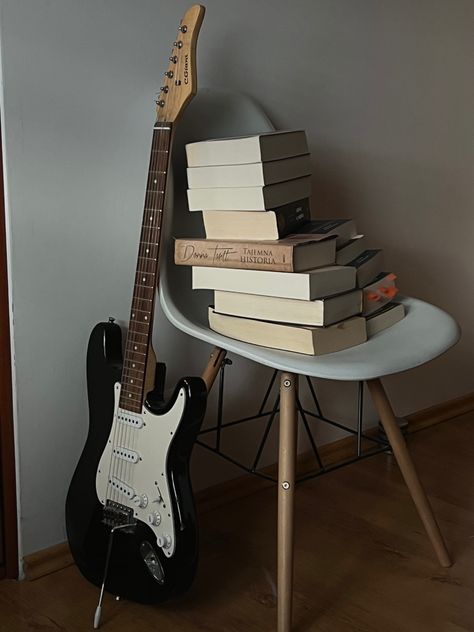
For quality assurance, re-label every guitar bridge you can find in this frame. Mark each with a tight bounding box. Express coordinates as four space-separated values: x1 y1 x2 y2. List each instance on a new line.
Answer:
103 500 136 531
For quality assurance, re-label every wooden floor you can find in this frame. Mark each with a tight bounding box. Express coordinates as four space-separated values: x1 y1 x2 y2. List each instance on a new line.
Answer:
1 414 474 632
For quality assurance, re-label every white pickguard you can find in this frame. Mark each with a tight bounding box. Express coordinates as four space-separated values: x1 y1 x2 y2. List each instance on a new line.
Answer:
96 382 186 557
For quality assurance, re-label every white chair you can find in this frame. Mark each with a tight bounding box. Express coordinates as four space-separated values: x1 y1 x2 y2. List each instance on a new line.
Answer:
160 89 461 632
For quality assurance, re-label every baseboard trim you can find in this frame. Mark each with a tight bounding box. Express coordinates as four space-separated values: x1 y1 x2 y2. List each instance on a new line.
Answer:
22 391 474 581
23 542 73 581
406 391 474 433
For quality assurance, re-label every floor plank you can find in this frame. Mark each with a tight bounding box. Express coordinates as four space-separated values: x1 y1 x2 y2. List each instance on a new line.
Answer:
1 414 473 631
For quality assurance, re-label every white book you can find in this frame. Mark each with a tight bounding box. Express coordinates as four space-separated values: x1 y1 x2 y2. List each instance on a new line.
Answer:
187 154 312 188
192 265 356 300
214 290 362 327
186 130 308 167
209 308 367 356
187 176 312 212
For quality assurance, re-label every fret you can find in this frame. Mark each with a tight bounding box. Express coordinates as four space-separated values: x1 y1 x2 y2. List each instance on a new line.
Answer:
121 371 144 382
132 299 153 308
135 280 155 288
149 170 167 174
120 392 142 402
136 271 156 278
127 338 149 348
123 359 145 367
125 350 146 358
130 306 151 315
128 323 150 331
130 318 150 334
121 382 143 392
129 324 150 334
126 340 147 348
119 403 142 414
131 305 151 315
119 386 143 396
127 333 149 341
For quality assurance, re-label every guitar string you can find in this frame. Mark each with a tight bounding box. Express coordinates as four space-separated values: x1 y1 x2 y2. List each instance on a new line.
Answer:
104 126 165 505
110 126 160 504
125 126 164 500
106 125 170 507
129 125 169 501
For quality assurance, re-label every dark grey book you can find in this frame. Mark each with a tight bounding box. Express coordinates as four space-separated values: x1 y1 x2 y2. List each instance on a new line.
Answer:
347 249 384 288
291 218 357 246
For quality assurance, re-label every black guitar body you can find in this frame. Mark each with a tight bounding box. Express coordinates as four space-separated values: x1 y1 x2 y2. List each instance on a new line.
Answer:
65 321 207 603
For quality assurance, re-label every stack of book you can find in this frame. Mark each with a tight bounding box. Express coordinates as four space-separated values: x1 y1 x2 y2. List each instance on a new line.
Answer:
175 131 405 355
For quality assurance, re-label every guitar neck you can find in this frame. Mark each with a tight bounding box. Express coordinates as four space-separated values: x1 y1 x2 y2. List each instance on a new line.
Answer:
119 123 173 413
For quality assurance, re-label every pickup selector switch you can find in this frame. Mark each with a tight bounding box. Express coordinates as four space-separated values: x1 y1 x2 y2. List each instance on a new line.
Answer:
148 511 161 526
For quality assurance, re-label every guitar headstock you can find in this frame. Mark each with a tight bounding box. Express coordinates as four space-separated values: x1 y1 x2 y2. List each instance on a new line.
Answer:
156 4 205 123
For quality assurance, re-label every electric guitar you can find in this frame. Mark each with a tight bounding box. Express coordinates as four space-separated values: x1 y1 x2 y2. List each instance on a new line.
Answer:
65 5 207 620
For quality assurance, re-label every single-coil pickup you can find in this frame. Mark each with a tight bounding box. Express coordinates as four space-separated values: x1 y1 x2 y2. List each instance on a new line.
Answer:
113 447 140 463
117 409 143 429
109 477 135 500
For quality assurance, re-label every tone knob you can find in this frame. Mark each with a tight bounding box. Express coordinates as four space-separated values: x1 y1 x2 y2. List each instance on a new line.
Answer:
157 534 172 549
147 511 161 526
133 494 148 508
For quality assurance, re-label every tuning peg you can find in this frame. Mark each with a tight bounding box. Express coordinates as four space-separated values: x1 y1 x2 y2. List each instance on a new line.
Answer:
173 41 183 48
178 25 187 33
169 56 178 63
156 100 165 108
164 70 174 78
160 86 169 93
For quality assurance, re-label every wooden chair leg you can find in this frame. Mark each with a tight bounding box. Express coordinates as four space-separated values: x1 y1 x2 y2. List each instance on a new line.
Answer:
367 378 451 567
278 372 298 632
201 347 226 392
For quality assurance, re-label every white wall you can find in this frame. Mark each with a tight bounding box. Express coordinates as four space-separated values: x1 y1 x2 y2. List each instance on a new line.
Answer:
0 0 472 557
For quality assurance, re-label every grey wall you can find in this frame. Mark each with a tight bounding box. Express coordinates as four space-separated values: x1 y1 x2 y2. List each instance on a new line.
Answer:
1 0 472 557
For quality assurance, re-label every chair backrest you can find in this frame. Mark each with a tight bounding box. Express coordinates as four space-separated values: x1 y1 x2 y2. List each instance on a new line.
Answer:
160 89 274 329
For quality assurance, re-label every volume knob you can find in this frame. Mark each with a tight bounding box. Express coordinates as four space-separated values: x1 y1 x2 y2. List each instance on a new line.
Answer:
147 511 161 526
133 494 148 508
157 534 172 549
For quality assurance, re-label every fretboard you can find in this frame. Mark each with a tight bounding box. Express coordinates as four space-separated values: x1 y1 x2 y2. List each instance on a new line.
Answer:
119 123 173 413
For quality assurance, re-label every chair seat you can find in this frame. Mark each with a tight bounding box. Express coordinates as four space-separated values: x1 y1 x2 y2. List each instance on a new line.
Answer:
160 288 460 381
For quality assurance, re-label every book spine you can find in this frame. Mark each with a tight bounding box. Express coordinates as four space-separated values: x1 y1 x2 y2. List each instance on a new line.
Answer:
175 239 295 272
275 198 311 237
